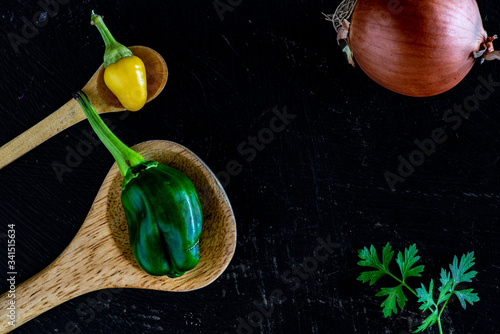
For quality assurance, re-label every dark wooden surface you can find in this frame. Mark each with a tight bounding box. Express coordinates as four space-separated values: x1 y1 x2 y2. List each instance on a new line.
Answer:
1 1 499 333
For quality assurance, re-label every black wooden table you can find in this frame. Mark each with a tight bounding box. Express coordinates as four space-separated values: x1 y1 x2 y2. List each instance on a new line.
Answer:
1 1 499 333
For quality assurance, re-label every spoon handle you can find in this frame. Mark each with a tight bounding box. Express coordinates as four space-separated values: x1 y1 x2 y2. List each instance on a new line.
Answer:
0 259 93 333
0 98 86 170
0 212 110 334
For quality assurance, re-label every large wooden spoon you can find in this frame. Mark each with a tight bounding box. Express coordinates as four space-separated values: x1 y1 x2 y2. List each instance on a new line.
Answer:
0 46 168 170
0 140 236 333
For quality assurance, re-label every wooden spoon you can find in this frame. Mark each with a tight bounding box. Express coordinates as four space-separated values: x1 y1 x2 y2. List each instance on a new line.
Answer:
0 140 236 333
0 46 168 170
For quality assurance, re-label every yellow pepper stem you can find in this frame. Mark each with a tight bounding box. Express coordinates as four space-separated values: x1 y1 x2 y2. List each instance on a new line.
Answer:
90 11 148 112
91 11 133 68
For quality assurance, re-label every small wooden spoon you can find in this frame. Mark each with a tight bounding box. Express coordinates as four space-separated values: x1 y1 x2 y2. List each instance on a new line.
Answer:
0 140 236 332
0 46 168 170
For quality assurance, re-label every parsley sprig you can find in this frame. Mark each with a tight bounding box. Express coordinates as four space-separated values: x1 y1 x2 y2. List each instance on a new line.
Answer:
357 243 479 333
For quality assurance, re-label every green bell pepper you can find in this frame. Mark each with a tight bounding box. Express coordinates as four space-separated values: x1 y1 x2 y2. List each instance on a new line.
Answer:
73 91 202 277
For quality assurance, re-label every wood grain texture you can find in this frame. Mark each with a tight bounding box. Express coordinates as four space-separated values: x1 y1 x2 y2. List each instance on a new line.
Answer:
0 46 167 170
0 140 236 333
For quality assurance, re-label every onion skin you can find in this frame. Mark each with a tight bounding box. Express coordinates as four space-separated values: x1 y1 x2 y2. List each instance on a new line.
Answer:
348 0 488 97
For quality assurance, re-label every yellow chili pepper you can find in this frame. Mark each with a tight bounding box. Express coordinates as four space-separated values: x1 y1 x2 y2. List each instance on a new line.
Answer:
91 12 147 111
103 56 147 111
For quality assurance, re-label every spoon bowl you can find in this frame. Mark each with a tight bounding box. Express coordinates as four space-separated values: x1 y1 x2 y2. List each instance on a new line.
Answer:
0 140 236 332
94 46 168 111
0 46 168 170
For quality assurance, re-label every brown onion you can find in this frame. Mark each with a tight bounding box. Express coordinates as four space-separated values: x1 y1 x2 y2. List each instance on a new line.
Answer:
334 0 499 97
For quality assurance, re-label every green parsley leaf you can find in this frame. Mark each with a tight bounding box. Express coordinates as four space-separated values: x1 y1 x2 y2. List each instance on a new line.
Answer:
396 244 425 281
414 308 439 333
454 288 480 310
437 269 453 305
416 280 437 312
448 252 480 309
414 280 439 333
357 243 393 285
376 285 407 318
450 252 478 287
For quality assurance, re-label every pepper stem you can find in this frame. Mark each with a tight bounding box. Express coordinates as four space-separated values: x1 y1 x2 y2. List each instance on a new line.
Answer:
73 91 145 177
91 10 133 68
